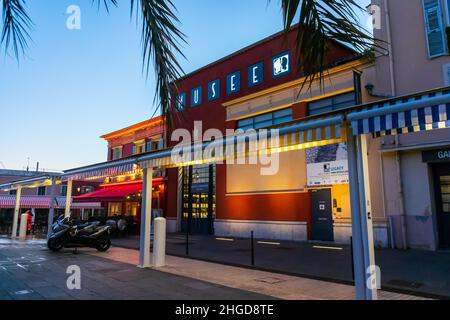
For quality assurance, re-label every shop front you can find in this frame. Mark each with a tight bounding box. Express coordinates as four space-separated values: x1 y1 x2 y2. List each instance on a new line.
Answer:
74 173 167 235
423 148 450 248
181 164 215 234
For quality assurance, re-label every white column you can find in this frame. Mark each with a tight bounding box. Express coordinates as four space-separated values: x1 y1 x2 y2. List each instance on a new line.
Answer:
139 167 153 268
65 179 73 218
346 127 366 300
347 127 378 300
11 187 22 238
19 213 28 240
47 177 57 239
356 134 378 300
153 217 166 267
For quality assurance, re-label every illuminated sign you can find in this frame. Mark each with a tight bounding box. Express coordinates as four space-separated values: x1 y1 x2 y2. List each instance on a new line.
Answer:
248 62 264 87
227 71 241 95
272 52 290 78
177 51 290 108
176 92 186 111
191 87 202 107
208 79 220 101
306 143 349 186
422 148 450 163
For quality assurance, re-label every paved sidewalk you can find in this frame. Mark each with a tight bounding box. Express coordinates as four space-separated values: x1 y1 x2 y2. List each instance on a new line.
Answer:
112 233 450 298
0 238 272 300
89 246 427 300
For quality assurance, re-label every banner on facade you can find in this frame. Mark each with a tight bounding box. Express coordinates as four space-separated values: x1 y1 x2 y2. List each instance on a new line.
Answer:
306 143 349 186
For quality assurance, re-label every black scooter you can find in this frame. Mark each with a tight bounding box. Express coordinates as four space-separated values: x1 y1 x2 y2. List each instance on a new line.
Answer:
47 216 112 252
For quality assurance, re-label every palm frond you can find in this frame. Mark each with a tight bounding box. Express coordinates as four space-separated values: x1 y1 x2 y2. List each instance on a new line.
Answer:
279 0 380 91
1 0 33 60
92 0 118 13
131 0 186 130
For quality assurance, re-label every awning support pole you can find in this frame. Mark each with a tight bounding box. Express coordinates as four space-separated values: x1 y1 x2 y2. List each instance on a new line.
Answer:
356 134 378 300
65 179 73 218
47 177 57 239
347 127 378 300
11 187 22 238
139 167 153 268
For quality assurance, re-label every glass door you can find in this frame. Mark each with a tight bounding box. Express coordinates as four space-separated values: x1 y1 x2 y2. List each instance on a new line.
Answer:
434 164 450 247
181 165 215 234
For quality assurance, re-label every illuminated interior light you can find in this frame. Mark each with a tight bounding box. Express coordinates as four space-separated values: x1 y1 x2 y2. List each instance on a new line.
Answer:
257 241 281 245
215 237 234 242
313 245 343 251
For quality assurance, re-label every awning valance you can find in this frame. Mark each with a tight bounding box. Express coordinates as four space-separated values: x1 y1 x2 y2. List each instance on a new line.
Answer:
63 158 139 180
0 174 61 191
0 195 102 209
139 116 345 169
348 88 450 136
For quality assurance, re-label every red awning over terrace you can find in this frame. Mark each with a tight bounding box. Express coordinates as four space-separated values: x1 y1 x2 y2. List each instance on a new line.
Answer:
73 182 159 203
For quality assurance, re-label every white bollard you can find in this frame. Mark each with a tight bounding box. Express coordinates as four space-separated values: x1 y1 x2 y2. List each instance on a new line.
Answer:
153 217 166 267
19 213 28 240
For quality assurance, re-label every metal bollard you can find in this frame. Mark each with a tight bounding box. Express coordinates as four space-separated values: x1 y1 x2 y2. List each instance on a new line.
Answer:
153 218 166 267
186 225 189 256
350 236 355 281
251 230 255 266
19 213 28 240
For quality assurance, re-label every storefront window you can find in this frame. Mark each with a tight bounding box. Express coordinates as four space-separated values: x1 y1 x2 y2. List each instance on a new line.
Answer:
308 92 355 116
182 164 216 234
440 175 450 212
108 203 122 215
237 108 293 130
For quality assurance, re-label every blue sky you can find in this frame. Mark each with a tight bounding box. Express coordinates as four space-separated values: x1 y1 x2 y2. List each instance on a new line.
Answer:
0 0 369 171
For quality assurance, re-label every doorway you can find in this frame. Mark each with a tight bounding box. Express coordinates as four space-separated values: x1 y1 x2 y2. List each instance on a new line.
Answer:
181 165 215 234
311 189 334 241
433 163 450 248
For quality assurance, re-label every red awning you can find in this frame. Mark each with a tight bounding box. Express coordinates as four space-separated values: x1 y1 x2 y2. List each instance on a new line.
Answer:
0 195 102 209
74 183 143 202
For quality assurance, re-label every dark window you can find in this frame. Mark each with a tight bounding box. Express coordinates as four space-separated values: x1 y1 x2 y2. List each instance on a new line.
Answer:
308 92 355 116
60 185 67 196
79 186 94 195
37 186 46 196
9 190 17 195
237 108 293 130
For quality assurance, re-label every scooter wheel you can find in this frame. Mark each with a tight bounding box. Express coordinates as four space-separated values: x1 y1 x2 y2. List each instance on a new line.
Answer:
47 238 64 252
96 239 111 252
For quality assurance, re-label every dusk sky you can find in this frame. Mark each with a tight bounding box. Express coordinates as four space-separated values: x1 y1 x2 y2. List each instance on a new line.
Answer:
0 0 370 172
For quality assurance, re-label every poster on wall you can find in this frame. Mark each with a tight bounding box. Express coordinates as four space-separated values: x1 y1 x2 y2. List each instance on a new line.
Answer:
306 143 349 186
